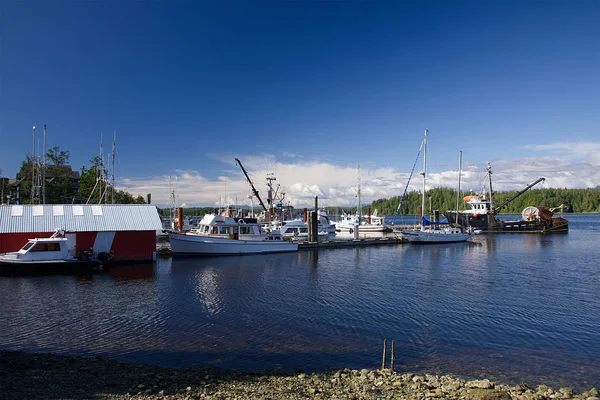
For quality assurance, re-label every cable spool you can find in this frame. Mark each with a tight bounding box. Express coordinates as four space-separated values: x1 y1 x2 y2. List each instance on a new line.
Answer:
522 206 539 221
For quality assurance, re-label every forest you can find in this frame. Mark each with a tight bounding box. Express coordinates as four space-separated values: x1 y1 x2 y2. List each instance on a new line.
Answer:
369 187 600 216
2 147 145 205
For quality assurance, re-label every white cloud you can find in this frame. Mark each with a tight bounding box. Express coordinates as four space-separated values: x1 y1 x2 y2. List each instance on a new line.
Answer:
117 142 600 208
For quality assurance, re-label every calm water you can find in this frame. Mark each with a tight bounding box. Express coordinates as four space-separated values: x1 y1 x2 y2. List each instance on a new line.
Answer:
1 214 599 390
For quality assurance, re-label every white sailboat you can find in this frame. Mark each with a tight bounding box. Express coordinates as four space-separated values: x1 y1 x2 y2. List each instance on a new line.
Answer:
401 129 478 244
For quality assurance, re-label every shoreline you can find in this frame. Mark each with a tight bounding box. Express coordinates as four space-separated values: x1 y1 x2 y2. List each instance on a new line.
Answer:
1 350 598 399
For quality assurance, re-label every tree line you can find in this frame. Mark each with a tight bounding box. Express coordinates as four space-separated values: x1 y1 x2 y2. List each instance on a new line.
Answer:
369 187 600 215
2 147 145 205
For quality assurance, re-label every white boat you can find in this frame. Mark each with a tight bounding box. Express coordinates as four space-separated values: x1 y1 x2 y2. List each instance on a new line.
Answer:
335 212 386 233
168 214 298 255
0 231 102 276
279 219 330 239
401 130 478 244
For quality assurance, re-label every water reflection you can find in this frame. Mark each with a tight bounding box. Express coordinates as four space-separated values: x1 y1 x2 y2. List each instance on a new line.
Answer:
1 217 600 390
106 263 155 281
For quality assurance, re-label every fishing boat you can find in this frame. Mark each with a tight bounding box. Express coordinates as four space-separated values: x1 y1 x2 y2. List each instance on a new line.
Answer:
401 130 478 244
0 231 102 276
444 163 569 233
335 166 386 233
168 214 298 255
278 219 331 239
334 212 386 233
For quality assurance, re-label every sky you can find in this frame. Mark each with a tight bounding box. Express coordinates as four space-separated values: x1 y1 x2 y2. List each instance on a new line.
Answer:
1 0 599 209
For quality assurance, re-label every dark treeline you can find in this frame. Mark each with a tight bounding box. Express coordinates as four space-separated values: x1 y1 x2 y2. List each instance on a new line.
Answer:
370 187 600 215
2 147 144 205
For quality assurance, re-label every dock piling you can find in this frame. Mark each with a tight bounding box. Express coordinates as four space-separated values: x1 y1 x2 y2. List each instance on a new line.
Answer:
381 339 387 370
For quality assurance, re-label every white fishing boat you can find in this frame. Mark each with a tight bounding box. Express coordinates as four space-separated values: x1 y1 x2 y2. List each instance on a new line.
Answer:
335 213 386 233
279 219 330 239
168 214 298 255
401 130 478 244
0 231 102 276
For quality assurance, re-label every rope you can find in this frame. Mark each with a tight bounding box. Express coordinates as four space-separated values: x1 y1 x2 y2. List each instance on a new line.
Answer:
395 140 424 217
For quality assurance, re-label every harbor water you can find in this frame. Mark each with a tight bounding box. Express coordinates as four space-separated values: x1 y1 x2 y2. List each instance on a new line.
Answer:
1 214 599 390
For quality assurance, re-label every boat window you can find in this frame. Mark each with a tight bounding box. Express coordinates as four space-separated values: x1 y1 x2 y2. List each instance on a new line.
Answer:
219 226 228 234
30 243 49 252
232 226 239 234
210 227 217 234
240 226 251 234
21 242 34 251
300 228 308 233
47 243 61 251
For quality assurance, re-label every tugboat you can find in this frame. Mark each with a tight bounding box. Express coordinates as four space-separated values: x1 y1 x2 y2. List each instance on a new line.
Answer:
444 163 569 233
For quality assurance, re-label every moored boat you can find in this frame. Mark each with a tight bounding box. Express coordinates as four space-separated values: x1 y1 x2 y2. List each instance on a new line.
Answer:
168 214 298 255
401 130 478 244
444 163 569 233
0 231 102 276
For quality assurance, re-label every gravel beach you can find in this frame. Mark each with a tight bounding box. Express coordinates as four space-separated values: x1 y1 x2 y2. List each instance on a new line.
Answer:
1 350 598 400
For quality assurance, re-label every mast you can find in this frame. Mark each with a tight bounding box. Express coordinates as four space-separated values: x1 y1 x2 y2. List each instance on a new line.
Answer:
43 124 47 204
111 131 116 204
456 151 462 224
421 129 427 229
31 126 36 203
357 164 361 223
487 162 493 209
235 158 267 212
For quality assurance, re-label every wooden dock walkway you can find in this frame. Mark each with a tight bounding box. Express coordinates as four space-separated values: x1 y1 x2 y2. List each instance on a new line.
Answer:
297 236 406 250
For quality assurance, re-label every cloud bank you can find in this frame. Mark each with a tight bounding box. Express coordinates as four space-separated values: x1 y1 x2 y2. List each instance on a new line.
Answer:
118 141 600 208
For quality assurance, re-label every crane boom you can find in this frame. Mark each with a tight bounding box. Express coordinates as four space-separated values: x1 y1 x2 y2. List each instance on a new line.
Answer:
235 158 267 212
493 177 545 213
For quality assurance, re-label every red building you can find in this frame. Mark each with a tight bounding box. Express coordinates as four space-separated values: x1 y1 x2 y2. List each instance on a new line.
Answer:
0 204 163 262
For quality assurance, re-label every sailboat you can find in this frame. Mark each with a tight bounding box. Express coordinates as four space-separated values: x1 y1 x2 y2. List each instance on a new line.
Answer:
401 129 478 244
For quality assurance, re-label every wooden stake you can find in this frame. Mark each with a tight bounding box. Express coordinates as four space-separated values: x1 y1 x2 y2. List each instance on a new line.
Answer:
390 340 395 370
381 339 387 370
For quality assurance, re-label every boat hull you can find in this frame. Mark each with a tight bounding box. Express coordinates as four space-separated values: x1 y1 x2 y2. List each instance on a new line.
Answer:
444 211 569 233
169 233 298 255
335 224 385 233
0 259 102 276
401 229 475 243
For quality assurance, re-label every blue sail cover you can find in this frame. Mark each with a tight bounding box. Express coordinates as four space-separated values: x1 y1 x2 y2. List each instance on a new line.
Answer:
422 216 449 226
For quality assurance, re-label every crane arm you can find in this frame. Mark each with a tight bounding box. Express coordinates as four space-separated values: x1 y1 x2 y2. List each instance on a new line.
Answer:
492 177 545 213
235 158 267 212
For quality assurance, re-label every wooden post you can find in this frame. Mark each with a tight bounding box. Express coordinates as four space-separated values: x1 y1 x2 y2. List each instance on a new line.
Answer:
390 340 395 370
381 339 387 370
313 196 319 242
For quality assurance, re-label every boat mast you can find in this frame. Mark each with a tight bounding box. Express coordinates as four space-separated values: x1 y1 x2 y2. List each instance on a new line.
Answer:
487 162 494 209
421 129 427 229
456 151 462 224
357 164 361 223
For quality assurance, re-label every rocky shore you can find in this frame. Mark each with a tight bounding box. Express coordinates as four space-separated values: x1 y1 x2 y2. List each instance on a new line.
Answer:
1 350 598 400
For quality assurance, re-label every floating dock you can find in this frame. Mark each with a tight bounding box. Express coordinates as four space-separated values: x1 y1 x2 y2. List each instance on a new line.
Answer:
298 236 406 250
156 235 407 256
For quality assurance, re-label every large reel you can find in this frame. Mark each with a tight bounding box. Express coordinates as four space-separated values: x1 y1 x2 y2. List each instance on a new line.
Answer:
522 206 539 221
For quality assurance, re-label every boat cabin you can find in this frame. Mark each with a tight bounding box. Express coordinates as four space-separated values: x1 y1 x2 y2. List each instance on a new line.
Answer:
463 195 492 215
190 214 285 241
5 237 71 262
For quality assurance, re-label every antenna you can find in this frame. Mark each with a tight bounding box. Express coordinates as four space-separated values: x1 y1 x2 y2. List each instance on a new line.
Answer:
43 124 47 204
111 131 116 204
30 126 42 204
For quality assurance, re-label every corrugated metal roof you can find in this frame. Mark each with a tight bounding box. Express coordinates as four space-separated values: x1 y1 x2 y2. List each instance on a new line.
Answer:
0 204 163 233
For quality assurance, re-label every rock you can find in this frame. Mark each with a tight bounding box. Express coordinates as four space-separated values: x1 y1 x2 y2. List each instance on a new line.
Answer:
466 389 511 400
467 379 494 389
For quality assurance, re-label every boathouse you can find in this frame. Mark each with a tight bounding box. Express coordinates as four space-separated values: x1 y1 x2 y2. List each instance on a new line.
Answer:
0 204 163 262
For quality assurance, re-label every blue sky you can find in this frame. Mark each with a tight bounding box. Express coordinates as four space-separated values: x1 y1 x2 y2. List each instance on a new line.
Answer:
1 0 599 207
